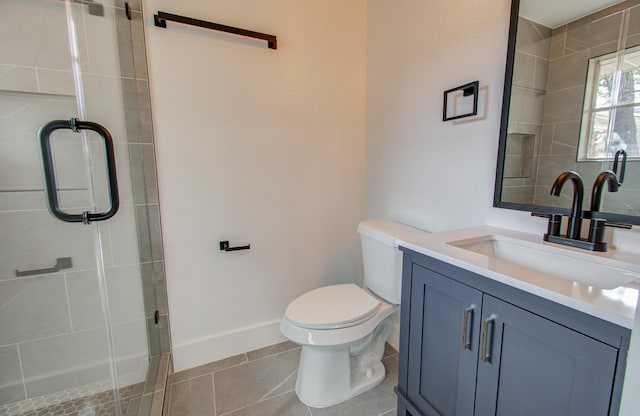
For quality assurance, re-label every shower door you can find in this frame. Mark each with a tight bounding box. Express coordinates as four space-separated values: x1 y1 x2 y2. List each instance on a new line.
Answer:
0 1 160 415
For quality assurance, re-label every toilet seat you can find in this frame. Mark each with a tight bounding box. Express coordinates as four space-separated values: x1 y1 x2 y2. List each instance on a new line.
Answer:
285 284 380 330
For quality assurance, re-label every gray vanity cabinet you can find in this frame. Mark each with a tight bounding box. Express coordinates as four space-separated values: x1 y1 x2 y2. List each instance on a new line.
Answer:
475 295 618 416
396 249 630 416
405 264 482 415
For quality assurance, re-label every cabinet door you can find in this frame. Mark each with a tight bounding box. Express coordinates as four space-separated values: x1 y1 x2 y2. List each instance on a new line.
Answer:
475 295 619 416
407 264 483 416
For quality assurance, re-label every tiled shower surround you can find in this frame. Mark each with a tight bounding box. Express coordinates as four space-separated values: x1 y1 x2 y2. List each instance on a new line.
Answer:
502 0 640 216
0 1 170 415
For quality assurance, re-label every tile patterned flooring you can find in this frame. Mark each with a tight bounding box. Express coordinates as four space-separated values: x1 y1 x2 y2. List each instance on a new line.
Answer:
4 383 141 416
3 353 168 416
168 341 399 416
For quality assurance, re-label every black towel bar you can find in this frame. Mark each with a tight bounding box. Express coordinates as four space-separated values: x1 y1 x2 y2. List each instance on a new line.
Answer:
154 11 277 50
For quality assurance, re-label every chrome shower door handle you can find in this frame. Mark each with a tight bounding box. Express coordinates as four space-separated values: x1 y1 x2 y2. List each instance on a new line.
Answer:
39 118 120 224
460 305 475 350
480 315 495 363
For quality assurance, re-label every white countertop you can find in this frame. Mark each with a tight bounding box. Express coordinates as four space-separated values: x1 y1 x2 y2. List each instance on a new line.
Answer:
397 226 639 329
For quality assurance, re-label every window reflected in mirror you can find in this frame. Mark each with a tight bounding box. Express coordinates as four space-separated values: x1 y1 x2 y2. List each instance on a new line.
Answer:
579 46 640 160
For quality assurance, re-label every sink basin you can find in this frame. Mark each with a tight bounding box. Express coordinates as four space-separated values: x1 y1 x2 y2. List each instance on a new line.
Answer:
448 234 640 290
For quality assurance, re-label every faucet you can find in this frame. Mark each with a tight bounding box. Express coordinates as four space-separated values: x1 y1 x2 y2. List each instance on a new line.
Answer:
550 171 584 240
539 170 630 252
590 171 619 212
586 171 631 251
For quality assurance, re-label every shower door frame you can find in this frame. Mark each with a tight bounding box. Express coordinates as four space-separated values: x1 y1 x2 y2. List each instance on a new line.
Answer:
0 0 170 415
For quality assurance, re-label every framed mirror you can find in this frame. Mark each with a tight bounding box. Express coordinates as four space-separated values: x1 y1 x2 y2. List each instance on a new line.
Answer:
495 0 640 225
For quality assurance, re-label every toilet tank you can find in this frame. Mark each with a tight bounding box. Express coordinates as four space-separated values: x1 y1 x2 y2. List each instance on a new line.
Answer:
357 219 425 304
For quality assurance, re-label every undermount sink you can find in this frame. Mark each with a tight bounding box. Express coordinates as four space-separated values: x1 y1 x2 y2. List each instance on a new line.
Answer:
447 234 640 290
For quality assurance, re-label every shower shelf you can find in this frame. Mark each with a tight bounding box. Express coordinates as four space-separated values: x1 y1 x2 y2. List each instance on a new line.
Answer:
153 11 277 50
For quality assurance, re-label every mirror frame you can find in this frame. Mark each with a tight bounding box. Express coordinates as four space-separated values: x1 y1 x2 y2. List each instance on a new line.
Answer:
494 0 640 225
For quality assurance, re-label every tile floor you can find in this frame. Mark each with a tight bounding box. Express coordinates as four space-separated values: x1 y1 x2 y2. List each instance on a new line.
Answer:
5 382 142 416
168 341 399 416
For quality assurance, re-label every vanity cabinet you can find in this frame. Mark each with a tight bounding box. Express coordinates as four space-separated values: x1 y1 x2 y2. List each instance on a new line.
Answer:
396 249 630 416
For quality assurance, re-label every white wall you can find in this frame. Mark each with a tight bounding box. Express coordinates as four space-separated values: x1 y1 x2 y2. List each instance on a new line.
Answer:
366 0 518 233
143 0 366 371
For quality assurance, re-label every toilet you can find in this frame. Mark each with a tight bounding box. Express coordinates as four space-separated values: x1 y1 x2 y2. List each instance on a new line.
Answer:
280 219 423 408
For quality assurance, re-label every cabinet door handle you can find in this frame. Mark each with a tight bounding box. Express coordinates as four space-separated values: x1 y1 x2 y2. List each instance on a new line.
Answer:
460 306 474 350
480 316 495 363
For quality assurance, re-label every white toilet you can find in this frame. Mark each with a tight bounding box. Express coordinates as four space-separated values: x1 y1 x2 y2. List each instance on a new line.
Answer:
280 219 423 408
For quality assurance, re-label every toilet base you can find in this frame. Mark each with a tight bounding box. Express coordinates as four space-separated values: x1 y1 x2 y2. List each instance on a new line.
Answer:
293 316 393 408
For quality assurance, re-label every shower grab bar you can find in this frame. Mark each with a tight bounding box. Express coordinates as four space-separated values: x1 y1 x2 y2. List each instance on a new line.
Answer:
153 11 277 50
15 257 73 277
39 118 119 224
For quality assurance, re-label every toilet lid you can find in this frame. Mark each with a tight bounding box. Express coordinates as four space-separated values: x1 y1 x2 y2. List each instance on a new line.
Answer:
285 284 381 329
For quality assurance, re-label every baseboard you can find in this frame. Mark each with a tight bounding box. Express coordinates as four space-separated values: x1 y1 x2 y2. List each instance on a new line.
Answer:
172 319 286 371
173 312 402 372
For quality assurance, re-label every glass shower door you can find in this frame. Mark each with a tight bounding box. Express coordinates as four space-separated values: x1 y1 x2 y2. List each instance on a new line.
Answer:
0 1 153 415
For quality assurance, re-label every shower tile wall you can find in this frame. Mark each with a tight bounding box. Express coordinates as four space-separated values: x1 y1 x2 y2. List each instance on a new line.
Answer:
0 0 169 413
502 17 551 205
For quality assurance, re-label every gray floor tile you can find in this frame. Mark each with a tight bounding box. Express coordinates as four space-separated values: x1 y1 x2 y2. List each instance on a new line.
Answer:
221 391 311 416
308 356 398 416
172 354 247 384
169 374 214 416
214 348 300 415
246 341 299 362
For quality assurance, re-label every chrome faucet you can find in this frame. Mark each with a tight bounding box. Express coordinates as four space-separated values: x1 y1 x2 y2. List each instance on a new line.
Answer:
550 171 584 240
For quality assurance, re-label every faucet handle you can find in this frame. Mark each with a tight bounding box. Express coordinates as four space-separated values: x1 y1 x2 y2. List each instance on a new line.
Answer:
587 219 633 251
588 219 607 245
603 221 632 230
531 212 562 237
531 212 550 218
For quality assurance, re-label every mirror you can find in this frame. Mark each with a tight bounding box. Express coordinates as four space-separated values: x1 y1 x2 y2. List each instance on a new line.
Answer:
495 0 640 225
